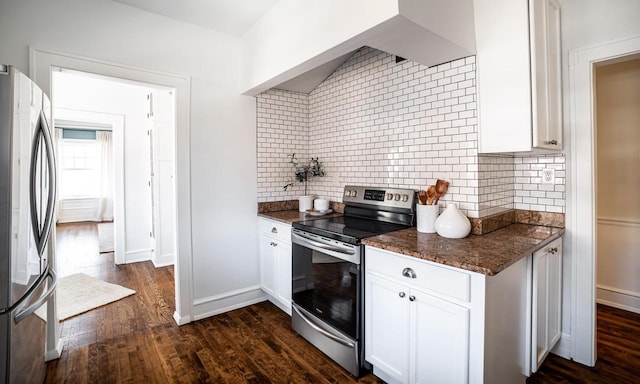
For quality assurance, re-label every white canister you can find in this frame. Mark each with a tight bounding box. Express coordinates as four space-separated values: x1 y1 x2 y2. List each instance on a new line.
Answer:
434 203 471 238
416 204 439 233
298 196 315 212
314 198 330 211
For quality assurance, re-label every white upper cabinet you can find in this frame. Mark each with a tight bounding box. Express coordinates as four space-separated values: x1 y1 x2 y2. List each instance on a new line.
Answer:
475 0 562 153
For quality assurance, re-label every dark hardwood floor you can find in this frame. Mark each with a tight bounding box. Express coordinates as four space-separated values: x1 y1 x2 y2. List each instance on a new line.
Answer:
527 304 640 384
47 223 640 383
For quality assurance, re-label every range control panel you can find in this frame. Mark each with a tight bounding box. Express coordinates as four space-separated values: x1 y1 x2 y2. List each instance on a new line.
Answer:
343 185 416 211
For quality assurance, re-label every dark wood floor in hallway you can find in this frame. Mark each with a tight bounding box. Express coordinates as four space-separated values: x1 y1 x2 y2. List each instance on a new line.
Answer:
46 223 640 383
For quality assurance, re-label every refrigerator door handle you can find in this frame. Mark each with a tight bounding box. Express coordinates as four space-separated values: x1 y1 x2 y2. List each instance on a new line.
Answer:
14 267 57 324
29 109 57 256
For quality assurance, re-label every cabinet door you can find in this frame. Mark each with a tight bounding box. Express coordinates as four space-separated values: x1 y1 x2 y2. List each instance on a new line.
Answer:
531 237 562 372
531 0 562 150
274 241 292 314
365 274 410 384
475 0 533 153
412 290 470 384
259 234 276 296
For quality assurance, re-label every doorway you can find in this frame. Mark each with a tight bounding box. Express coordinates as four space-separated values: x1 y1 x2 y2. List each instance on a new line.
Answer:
595 58 640 315
52 68 176 268
569 35 640 367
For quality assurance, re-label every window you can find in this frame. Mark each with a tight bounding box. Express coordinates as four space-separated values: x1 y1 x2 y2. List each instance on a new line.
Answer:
60 138 99 198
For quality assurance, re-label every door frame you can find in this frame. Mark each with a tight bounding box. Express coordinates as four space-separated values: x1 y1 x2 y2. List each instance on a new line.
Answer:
29 47 194 327
568 34 640 366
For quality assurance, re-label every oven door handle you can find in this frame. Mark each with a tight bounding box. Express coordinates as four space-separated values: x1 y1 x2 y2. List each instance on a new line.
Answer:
291 231 360 265
292 305 355 348
292 232 355 255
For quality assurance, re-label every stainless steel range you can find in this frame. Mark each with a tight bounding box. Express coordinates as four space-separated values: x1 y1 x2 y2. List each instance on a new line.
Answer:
290 185 416 376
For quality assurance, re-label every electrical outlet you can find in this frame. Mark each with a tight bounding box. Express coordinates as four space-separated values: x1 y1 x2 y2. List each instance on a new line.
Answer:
542 168 555 184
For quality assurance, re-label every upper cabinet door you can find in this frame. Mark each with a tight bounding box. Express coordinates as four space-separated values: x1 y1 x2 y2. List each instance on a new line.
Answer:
475 0 563 153
530 0 563 150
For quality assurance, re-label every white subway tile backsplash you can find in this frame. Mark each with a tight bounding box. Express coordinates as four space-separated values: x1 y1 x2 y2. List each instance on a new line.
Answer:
256 47 565 217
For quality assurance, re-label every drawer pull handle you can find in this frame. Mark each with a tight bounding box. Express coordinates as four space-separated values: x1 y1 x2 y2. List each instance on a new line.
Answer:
402 267 416 279
409 295 416 302
271 227 278 234
549 247 558 254
270 242 277 247
399 292 406 298
546 139 558 145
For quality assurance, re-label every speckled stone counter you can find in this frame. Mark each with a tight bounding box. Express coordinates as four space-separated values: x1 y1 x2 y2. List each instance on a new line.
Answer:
362 224 564 276
258 210 343 225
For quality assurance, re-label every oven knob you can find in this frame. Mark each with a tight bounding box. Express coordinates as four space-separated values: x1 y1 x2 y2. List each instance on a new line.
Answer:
351 190 357 197
394 194 401 201
386 193 393 200
344 190 350 197
402 194 409 202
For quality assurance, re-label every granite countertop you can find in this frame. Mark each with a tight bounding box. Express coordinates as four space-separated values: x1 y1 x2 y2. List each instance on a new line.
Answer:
362 224 564 276
258 209 343 224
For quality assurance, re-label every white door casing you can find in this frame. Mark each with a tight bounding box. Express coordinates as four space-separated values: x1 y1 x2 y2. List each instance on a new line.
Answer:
29 46 194 326
568 34 640 366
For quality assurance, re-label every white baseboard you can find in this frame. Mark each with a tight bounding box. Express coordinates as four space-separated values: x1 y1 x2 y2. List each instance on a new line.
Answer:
45 339 64 362
597 285 640 314
125 248 152 263
192 285 267 321
173 311 191 326
152 258 174 268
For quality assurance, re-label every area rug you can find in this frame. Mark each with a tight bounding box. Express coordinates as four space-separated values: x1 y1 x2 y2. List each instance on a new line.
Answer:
35 273 135 321
97 222 114 253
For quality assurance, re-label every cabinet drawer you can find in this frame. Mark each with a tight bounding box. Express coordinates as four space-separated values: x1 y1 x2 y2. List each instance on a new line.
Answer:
259 218 291 244
366 247 471 302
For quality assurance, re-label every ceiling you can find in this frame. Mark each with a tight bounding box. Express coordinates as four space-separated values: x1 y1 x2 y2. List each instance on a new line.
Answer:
113 0 279 37
112 0 353 93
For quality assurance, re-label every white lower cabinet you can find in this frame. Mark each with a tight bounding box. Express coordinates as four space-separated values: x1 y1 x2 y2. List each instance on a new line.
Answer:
530 237 562 373
366 246 535 384
258 218 292 315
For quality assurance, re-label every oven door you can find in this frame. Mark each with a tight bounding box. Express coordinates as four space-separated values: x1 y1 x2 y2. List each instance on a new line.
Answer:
291 229 362 376
291 228 361 339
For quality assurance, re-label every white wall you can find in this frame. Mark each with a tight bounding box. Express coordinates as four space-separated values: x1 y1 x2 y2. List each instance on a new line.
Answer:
559 0 640 357
0 0 258 319
53 71 154 262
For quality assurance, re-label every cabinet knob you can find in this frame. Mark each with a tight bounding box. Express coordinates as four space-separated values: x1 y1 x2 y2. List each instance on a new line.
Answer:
399 292 406 298
545 139 558 145
270 242 277 247
549 247 558 254
402 267 417 279
271 227 278 234
409 295 416 302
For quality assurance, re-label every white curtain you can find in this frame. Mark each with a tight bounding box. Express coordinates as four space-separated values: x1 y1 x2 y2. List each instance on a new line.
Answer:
95 131 114 222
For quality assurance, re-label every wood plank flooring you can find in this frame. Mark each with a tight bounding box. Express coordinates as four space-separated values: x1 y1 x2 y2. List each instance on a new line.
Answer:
527 303 640 384
47 223 639 383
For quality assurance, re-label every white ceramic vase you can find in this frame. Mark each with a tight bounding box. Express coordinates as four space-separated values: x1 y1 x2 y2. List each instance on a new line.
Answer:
416 204 439 233
298 195 315 212
434 203 471 239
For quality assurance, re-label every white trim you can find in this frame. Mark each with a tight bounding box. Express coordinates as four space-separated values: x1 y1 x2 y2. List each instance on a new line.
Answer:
597 217 640 228
192 285 267 321
597 284 640 299
568 34 640 367
28 46 194 325
596 299 640 315
44 339 64 362
124 248 153 263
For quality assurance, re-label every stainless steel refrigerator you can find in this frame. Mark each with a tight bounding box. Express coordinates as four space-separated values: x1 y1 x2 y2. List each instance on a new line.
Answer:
0 64 58 383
